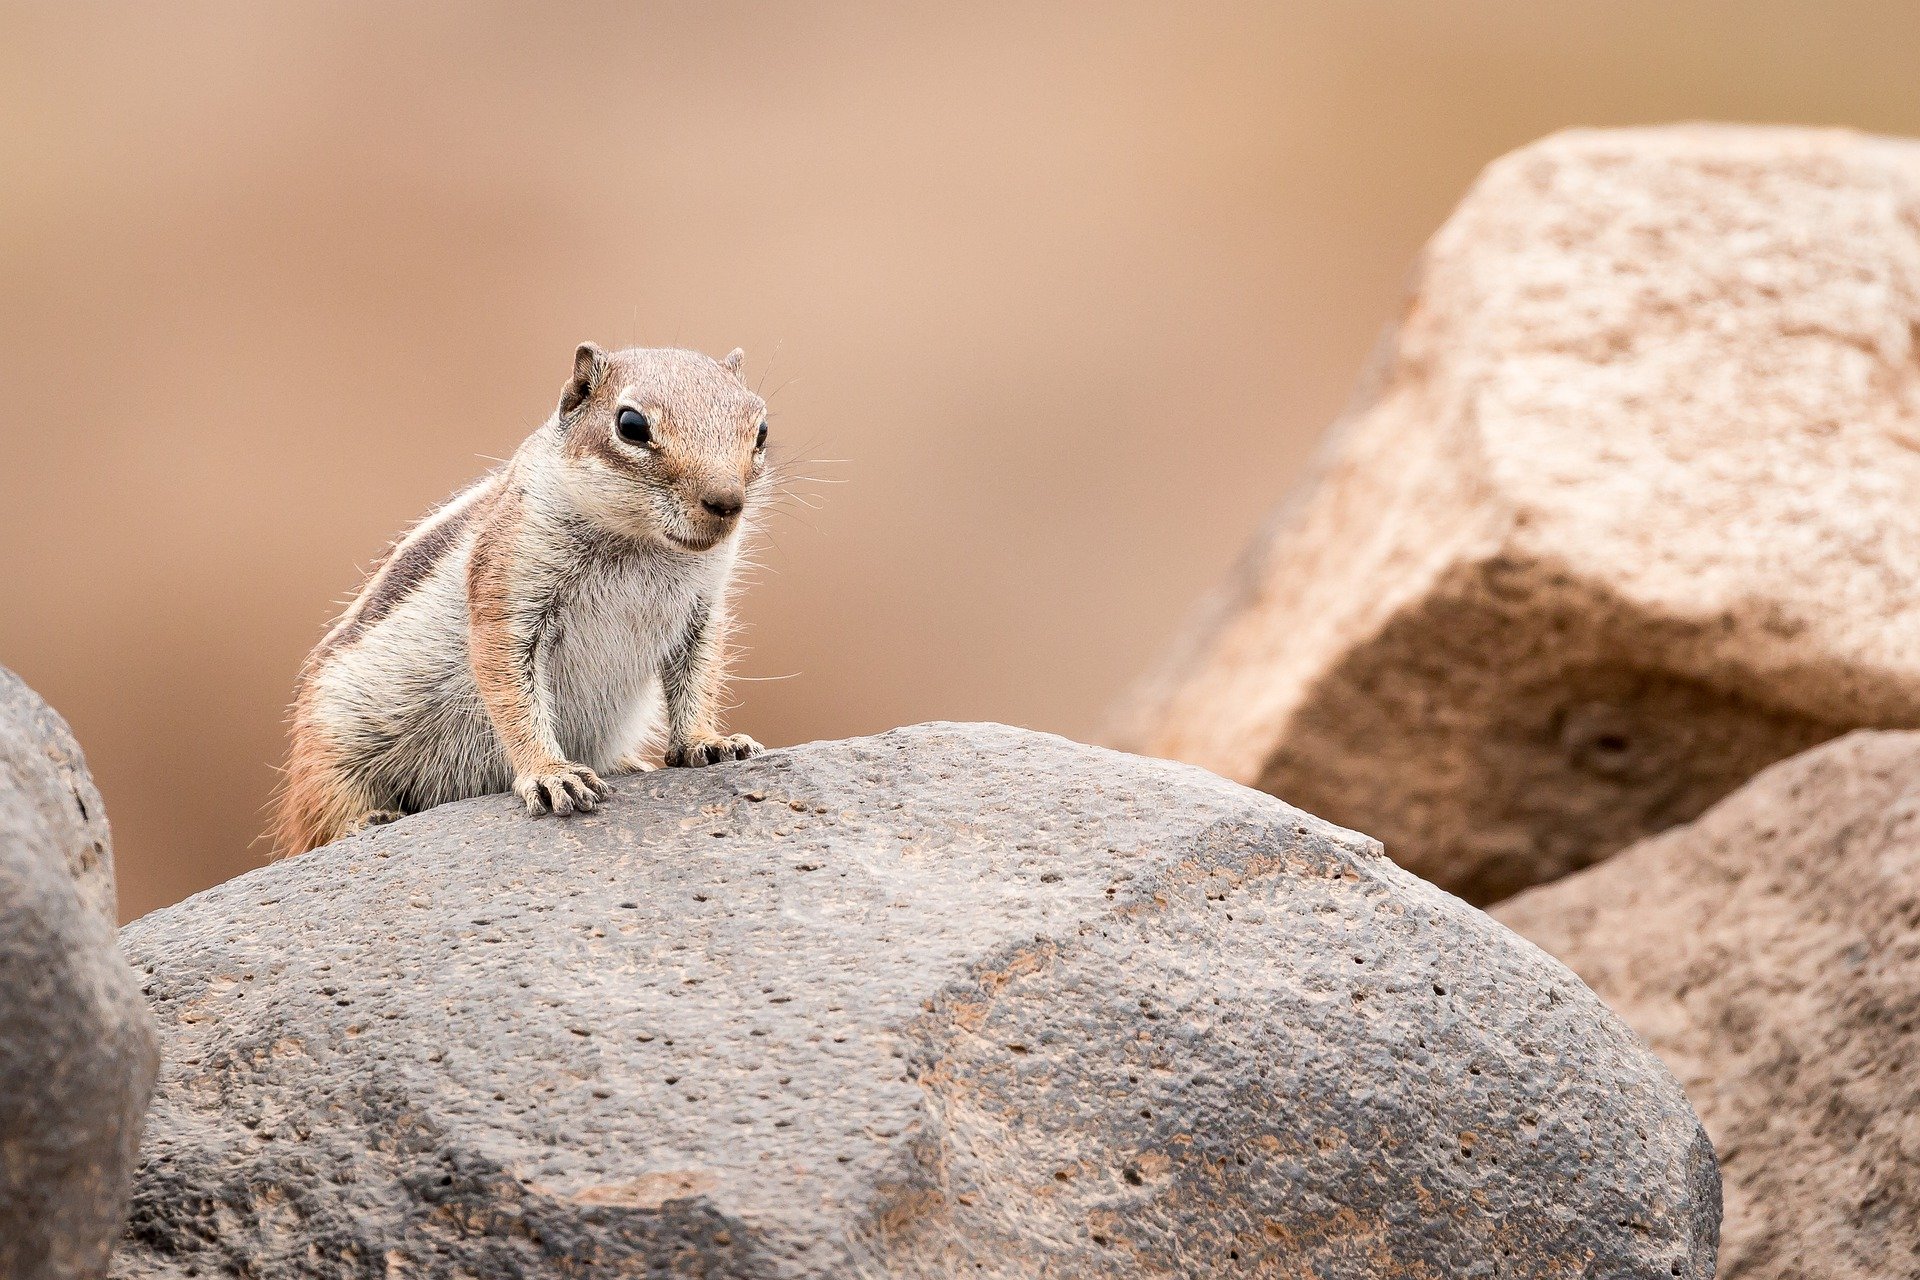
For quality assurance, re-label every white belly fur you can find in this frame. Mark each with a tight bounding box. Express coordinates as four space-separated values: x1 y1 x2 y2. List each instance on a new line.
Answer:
546 549 709 768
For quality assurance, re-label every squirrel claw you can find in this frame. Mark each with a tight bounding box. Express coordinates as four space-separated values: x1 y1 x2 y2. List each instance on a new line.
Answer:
665 734 763 768
516 763 609 816
347 808 405 836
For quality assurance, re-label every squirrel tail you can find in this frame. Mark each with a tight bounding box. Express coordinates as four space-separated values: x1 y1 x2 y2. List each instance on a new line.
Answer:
268 708 365 858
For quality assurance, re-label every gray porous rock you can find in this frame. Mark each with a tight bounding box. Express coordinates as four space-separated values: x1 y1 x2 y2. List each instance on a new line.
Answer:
0 666 160 1280
1498 731 1920 1280
1114 126 1920 904
115 723 1717 1278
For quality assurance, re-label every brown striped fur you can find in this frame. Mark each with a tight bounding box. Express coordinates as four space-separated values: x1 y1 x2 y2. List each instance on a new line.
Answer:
310 484 492 663
270 343 769 855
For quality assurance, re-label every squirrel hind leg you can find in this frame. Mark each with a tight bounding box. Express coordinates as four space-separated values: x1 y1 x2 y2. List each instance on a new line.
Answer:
347 808 406 834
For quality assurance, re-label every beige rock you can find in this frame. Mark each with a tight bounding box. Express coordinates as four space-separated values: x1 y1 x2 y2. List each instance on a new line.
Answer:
1114 125 1920 903
1495 730 1920 1280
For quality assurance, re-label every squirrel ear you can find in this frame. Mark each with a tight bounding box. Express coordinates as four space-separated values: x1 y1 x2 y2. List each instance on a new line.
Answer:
560 342 607 417
721 347 745 380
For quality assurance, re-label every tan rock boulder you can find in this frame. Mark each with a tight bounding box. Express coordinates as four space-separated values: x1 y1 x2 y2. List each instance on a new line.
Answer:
1495 730 1920 1280
1114 126 1920 903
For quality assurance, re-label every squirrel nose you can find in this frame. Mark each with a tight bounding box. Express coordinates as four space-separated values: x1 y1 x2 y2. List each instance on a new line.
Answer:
701 489 744 520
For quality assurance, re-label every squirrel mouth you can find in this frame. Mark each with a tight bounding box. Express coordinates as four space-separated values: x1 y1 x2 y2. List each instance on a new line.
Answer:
664 531 722 553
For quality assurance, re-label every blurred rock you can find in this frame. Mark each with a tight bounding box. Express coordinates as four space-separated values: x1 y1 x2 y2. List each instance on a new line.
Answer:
114 723 1715 1278
0 667 159 1280
1497 730 1920 1280
0 668 118 928
1115 125 1920 903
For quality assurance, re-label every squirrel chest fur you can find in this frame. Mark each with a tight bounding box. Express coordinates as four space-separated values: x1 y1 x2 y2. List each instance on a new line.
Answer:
274 343 768 856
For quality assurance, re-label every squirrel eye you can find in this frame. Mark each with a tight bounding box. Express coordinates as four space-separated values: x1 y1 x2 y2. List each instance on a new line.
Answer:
616 408 652 446
755 421 768 450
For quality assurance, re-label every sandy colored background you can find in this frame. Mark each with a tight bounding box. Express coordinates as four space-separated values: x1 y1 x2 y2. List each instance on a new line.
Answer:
3 2 1917 921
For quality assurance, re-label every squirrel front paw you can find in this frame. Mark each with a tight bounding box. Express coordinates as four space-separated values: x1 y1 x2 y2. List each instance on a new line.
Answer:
665 734 763 768
514 762 609 816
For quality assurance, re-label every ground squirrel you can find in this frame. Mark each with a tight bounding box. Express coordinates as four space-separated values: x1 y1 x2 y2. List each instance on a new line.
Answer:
272 343 768 855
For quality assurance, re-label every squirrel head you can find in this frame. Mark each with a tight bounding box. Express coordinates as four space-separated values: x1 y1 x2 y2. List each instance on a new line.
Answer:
551 343 769 553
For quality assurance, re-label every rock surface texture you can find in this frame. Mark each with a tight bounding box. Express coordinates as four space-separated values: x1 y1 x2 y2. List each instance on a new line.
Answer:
1115 126 1920 904
115 724 1717 1278
0 667 160 1280
1497 731 1920 1280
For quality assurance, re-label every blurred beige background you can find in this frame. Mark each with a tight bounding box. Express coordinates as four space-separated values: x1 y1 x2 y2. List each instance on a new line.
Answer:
3 2 1917 921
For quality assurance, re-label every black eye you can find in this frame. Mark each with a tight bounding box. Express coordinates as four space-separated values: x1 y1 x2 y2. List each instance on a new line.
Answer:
755 421 768 450
616 408 652 445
